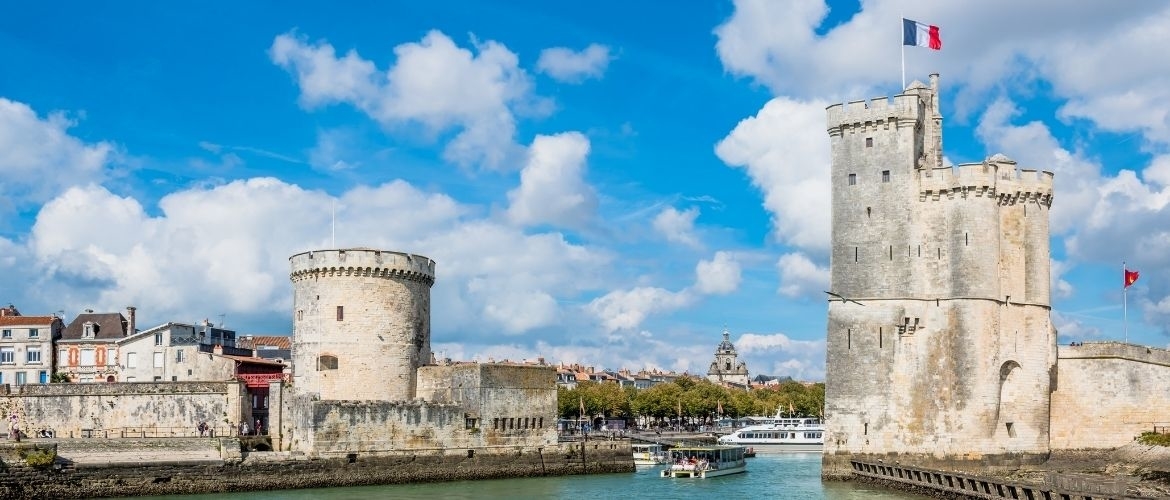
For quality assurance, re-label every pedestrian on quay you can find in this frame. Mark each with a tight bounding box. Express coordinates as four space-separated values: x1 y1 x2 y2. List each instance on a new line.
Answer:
239 421 249 437
255 418 262 435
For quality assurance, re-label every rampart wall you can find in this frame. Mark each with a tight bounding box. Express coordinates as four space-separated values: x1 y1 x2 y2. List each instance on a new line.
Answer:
0 382 245 439
1051 342 1170 450
0 440 632 499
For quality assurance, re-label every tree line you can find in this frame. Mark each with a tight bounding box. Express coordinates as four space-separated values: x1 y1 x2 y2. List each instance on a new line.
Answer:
557 376 825 423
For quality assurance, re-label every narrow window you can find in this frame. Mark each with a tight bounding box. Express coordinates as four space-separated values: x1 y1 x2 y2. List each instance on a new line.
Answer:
538 417 544 428
864 423 868 435
336 306 344 321
847 329 851 350
155 332 163 346
1006 422 1016 438
866 207 871 218
854 247 858 262
889 245 893 260
907 245 911 257
725 361 731 370
965 232 969 246
881 170 890 182
297 310 304 321
317 355 339 370
878 327 883 348
937 248 941 259
917 245 921 257
848 173 857 185
865 137 873 148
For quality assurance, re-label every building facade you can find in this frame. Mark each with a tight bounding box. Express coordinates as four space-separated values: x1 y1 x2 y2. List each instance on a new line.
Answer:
0 305 64 385
822 75 1056 477
706 328 749 387
56 308 137 383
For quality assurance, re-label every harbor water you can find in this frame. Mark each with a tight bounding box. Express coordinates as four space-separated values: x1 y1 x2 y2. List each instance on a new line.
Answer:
123 453 932 499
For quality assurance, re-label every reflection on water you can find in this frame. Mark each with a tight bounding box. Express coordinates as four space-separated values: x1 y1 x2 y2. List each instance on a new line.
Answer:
118 453 933 500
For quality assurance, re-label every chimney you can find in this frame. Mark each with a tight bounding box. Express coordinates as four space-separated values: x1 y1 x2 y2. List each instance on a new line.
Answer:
126 306 136 337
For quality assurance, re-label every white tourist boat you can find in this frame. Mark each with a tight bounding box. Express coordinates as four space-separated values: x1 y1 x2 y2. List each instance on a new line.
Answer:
631 442 669 466
660 445 747 478
716 407 824 453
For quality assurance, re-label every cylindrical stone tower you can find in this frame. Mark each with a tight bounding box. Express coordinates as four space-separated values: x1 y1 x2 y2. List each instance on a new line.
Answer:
289 248 435 401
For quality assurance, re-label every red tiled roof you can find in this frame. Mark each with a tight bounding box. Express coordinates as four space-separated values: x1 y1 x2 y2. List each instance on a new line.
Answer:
0 315 57 327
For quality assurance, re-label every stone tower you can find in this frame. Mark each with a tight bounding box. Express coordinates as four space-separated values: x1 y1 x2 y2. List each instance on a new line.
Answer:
707 328 749 386
821 75 1056 478
289 248 435 401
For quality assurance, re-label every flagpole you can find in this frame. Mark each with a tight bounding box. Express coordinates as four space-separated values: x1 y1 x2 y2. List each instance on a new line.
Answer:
900 16 906 90
1123 261 1128 344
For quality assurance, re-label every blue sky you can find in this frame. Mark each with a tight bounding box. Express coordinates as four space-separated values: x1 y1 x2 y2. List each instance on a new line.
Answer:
3 1 1169 380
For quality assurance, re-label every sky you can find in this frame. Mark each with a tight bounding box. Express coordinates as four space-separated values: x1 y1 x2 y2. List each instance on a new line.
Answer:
2 1 1169 381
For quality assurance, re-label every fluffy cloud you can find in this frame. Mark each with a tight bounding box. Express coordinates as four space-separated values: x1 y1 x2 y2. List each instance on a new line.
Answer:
715 97 831 252
0 99 115 211
653 206 701 248
776 252 828 298
506 132 597 229
271 30 542 169
536 44 612 83
694 251 741 295
586 286 694 333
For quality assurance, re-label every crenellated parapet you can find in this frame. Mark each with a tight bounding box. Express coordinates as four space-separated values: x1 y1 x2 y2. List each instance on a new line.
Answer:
825 92 924 137
290 248 435 287
917 155 1054 206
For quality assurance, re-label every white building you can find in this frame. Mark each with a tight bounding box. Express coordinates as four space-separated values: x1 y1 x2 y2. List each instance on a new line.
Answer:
0 305 64 385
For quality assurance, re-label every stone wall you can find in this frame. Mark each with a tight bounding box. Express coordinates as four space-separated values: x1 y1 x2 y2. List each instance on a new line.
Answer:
418 363 559 446
0 382 246 438
290 248 435 402
0 441 633 499
822 76 1057 478
1051 342 1170 450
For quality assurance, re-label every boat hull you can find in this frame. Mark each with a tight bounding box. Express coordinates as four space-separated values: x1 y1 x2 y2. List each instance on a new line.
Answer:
660 465 746 478
734 443 822 454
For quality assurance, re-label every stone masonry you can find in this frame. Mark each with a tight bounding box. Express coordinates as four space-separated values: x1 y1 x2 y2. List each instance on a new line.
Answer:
822 75 1057 478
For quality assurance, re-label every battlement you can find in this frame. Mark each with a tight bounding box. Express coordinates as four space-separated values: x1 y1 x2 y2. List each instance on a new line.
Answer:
918 156 1054 205
289 248 435 286
825 93 925 133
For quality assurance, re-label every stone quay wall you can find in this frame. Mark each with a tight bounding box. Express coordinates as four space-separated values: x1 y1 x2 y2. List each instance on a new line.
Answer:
0 441 633 499
1051 342 1170 450
0 382 246 439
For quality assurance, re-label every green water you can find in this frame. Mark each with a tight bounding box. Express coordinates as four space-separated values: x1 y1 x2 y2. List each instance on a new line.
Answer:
127 453 931 499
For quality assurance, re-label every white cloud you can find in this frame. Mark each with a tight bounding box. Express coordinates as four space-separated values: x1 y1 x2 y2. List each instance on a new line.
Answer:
694 251 741 295
1051 259 1074 300
0 99 115 210
587 287 695 333
776 252 828 298
271 30 540 169
653 206 701 247
715 97 831 252
506 132 597 229
536 44 612 83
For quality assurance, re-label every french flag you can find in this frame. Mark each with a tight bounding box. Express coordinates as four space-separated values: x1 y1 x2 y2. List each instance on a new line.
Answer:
903 18 942 50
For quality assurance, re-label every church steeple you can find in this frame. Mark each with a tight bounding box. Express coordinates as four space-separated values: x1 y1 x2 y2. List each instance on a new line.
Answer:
707 327 749 387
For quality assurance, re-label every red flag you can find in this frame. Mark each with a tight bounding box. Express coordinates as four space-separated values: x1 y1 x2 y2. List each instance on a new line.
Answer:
1125 269 1140 288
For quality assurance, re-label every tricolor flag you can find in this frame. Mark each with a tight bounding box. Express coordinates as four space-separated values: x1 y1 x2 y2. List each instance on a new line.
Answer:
1125 268 1140 288
903 18 942 50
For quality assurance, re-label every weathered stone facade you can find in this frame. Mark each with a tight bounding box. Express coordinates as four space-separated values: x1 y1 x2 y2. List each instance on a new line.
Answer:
822 75 1057 478
1051 342 1170 450
284 248 560 458
289 249 434 402
0 382 245 438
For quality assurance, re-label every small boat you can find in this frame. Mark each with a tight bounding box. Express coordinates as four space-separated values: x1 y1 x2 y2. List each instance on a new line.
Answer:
660 445 747 478
631 442 669 466
717 406 824 453
743 447 756 458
